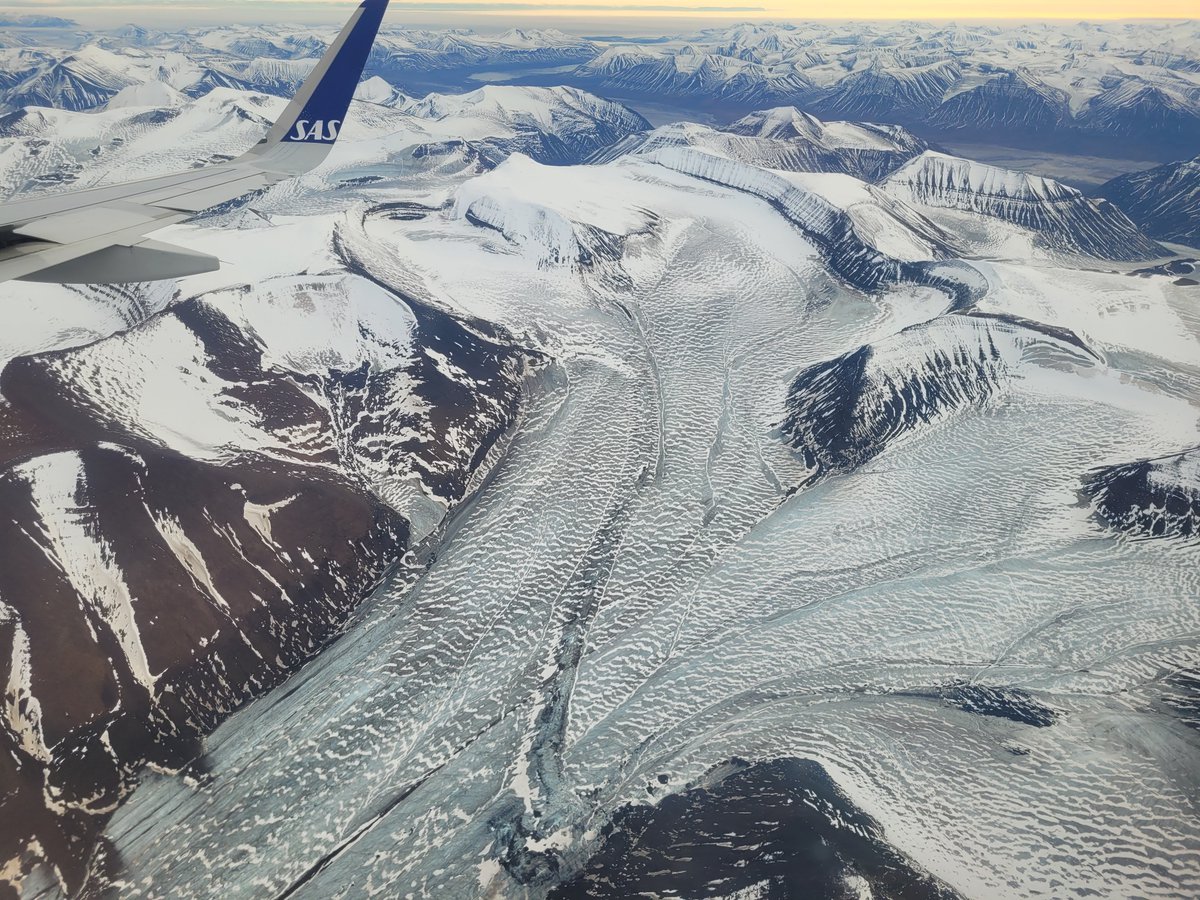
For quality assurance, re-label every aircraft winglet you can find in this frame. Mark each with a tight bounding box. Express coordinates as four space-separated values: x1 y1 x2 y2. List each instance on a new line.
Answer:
254 0 389 150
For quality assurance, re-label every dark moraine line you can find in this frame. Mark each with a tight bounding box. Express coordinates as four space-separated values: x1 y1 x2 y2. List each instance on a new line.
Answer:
963 310 1098 359
901 681 1059 728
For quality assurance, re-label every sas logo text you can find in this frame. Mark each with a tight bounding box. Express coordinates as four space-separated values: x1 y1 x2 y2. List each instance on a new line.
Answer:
288 119 341 142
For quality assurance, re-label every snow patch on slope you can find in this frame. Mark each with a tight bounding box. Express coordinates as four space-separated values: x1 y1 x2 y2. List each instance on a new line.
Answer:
15 451 156 691
451 154 656 266
217 273 417 376
46 314 282 464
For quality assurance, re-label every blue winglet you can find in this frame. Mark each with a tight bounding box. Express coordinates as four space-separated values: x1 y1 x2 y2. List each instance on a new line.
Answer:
271 0 389 145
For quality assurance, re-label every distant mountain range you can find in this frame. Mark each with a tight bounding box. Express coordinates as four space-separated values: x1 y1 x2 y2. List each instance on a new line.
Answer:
0 15 77 29
2 20 1199 159
0 83 648 199
570 21 1200 159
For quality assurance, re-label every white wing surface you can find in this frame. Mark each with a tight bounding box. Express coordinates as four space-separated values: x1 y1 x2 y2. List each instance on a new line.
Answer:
0 0 389 284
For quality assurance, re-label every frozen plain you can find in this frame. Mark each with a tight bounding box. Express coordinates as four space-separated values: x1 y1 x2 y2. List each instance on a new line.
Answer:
35 126 1197 899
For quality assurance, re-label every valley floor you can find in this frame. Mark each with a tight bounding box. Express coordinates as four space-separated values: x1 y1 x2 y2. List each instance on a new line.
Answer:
934 141 1165 190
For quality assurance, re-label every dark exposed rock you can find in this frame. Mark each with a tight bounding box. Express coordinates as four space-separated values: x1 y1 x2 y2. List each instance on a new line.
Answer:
777 314 1092 486
779 317 1004 481
552 757 959 900
929 681 1058 727
1081 446 1200 540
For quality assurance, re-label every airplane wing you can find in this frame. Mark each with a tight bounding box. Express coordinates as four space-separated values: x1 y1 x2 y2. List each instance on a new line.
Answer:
0 0 389 285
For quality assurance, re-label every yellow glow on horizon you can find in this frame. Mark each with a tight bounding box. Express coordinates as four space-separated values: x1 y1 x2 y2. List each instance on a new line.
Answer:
470 0 1197 18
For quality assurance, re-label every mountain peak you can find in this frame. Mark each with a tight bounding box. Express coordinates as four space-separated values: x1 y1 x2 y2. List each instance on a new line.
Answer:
729 105 823 140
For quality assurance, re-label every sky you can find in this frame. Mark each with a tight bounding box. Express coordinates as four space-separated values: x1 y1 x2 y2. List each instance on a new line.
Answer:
1 0 1194 26
368 0 1196 15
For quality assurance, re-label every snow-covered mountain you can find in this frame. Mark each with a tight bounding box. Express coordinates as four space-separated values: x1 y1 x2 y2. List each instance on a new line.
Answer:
372 26 595 75
354 73 408 107
0 45 144 111
0 267 534 891
0 83 646 204
1100 155 1200 248
625 146 983 300
779 312 1097 482
0 40 262 113
399 85 649 165
3 19 1200 157
0 26 596 114
0 15 77 28
884 151 1164 259
0 87 273 194
1077 80 1200 145
924 70 1073 136
811 59 962 121
573 21 1200 156
592 107 927 181
576 44 813 107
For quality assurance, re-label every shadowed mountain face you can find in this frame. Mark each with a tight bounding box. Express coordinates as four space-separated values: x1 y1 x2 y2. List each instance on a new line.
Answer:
1100 156 1200 248
925 71 1071 135
812 60 963 121
1082 447 1200 540
552 758 959 900
884 151 1166 259
776 313 1095 484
